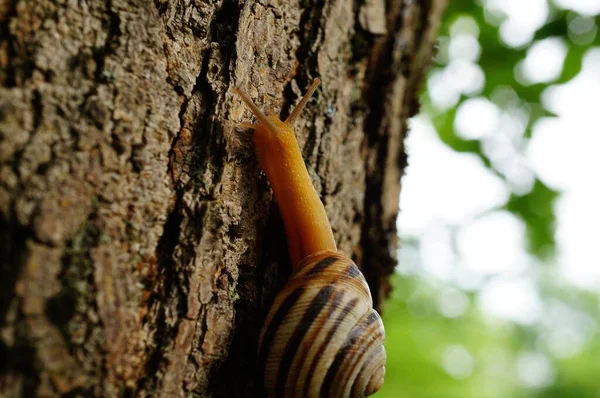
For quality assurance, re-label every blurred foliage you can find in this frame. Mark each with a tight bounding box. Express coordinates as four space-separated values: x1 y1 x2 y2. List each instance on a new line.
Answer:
376 1 600 397
378 273 600 397
424 0 599 259
506 180 558 257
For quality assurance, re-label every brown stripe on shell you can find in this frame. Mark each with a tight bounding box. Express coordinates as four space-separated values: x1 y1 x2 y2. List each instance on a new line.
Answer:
293 251 340 275
351 344 386 397
320 311 380 397
291 288 344 398
301 296 358 398
305 255 339 278
335 312 383 385
345 325 385 397
259 287 305 381
344 262 360 278
275 285 333 398
337 273 373 304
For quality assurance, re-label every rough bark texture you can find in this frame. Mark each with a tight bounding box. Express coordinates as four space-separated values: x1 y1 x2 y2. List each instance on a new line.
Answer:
0 0 446 396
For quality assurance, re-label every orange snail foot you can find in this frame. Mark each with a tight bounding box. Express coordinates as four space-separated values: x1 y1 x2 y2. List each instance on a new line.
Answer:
365 365 386 396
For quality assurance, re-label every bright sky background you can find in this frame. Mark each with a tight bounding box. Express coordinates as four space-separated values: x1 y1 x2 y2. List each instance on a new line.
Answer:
396 0 600 370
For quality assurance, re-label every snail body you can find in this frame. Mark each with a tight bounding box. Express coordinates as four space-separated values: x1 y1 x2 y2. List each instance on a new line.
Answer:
234 78 386 398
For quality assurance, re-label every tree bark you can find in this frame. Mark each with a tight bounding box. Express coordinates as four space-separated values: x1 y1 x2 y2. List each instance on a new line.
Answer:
0 0 446 396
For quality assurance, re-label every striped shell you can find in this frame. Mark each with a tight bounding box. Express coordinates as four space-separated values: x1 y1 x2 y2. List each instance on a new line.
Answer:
258 251 386 398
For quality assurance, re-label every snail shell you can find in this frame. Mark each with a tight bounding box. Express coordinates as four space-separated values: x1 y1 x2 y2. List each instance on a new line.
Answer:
259 251 386 398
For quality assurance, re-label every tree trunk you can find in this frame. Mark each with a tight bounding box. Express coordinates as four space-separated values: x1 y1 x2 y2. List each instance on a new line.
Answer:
0 0 446 396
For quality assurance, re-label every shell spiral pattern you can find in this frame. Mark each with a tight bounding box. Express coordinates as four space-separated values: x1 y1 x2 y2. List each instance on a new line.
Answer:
259 251 386 398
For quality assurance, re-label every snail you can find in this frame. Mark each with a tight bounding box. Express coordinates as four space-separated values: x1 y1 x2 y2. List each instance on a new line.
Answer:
234 78 386 398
